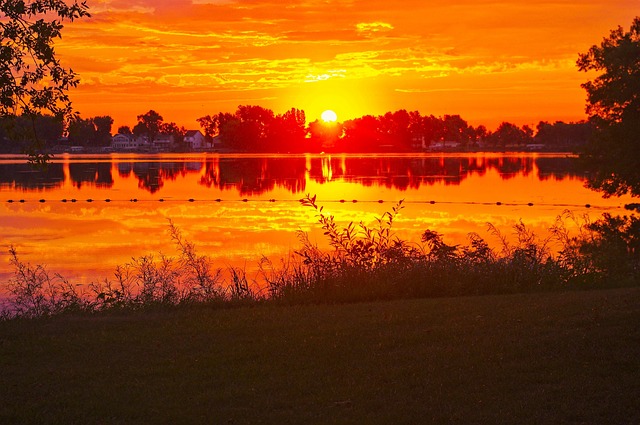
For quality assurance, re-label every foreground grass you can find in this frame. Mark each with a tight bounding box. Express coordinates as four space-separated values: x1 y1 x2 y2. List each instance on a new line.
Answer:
2 288 640 424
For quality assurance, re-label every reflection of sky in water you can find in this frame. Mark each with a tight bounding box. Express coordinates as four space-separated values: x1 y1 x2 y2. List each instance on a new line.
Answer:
0 153 635 286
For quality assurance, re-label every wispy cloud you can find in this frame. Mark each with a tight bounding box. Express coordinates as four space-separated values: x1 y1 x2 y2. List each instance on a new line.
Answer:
356 22 394 36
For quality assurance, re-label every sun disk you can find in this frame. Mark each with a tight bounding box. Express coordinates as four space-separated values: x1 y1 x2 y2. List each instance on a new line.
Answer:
321 110 338 122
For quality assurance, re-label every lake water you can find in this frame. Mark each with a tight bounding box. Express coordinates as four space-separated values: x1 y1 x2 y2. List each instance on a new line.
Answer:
0 153 634 286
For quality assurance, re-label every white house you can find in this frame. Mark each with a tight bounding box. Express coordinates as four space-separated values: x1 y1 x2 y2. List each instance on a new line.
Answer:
111 133 144 150
427 140 461 151
184 130 208 150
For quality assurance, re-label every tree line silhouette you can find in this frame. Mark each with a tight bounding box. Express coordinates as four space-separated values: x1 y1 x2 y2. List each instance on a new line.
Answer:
0 106 593 154
186 107 593 153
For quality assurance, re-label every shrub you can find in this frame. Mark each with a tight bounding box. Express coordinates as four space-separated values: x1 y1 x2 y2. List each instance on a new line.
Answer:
5 247 90 318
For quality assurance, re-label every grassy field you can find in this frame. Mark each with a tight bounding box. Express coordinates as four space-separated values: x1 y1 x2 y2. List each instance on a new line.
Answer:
1 287 640 424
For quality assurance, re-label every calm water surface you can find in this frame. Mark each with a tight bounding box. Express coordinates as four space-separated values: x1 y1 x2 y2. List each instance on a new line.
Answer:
0 153 634 285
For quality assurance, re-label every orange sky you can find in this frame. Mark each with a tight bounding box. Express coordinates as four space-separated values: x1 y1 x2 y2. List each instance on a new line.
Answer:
57 0 637 131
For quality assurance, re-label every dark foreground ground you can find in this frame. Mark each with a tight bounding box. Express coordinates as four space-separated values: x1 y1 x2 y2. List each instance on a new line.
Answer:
1 287 640 424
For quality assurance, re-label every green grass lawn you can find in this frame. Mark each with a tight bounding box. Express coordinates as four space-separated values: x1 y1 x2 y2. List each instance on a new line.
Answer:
2 287 640 424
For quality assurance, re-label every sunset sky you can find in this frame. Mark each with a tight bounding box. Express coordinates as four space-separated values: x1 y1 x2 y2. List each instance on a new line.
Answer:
57 0 636 131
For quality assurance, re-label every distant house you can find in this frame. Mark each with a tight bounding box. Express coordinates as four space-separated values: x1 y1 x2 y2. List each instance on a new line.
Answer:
526 143 546 151
412 137 462 151
152 134 174 151
111 133 142 150
427 140 461 151
412 136 427 150
184 130 208 150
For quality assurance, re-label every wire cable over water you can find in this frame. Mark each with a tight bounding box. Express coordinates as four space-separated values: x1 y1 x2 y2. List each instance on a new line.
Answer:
2 197 635 210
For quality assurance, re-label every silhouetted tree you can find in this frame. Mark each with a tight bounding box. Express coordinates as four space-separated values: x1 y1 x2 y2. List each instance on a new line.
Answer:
379 110 412 150
31 115 64 146
340 115 378 151
266 107 307 152
0 114 63 153
488 122 533 149
234 105 274 151
93 116 114 146
474 125 488 143
534 121 593 149
522 125 534 146
118 126 132 135
136 110 164 143
578 16 640 197
309 119 343 151
442 114 469 144
67 118 95 146
422 115 445 148
408 111 425 148
210 105 277 151
209 112 236 146
196 114 218 142
1 0 90 163
161 122 187 149
64 115 114 147
132 122 147 140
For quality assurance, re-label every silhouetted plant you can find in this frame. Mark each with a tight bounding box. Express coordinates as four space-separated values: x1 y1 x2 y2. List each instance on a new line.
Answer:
227 266 261 303
550 210 598 283
168 220 224 302
576 213 640 284
259 254 317 303
89 223 226 310
89 255 181 310
289 194 425 301
6 246 88 318
287 196 639 301
299 194 420 270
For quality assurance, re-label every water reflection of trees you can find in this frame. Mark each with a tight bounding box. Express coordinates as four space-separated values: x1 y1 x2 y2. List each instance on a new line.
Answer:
199 158 308 196
306 156 536 190
0 163 65 191
69 163 114 189
0 156 591 195
117 162 202 193
198 156 580 195
536 157 589 181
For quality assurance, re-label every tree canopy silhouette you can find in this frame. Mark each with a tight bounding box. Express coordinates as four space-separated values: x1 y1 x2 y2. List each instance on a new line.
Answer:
198 106 307 152
0 0 90 163
578 16 640 198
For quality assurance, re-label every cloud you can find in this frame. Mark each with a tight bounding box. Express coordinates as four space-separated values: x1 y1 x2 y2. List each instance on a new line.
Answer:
192 0 236 3
356 22 394 36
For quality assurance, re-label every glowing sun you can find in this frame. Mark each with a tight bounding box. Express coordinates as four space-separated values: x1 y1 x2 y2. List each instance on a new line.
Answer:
321 109 338 122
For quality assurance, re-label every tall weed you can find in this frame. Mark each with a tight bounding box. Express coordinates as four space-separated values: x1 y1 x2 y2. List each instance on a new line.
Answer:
5 247 89 318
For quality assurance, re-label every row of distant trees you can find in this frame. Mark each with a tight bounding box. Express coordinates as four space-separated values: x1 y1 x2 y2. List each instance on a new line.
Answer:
117 110 188 147
0 114 116 151
196 107 592 152
0 106 593 153
69 110 189 148
0 110 189 152
203 107 594 152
